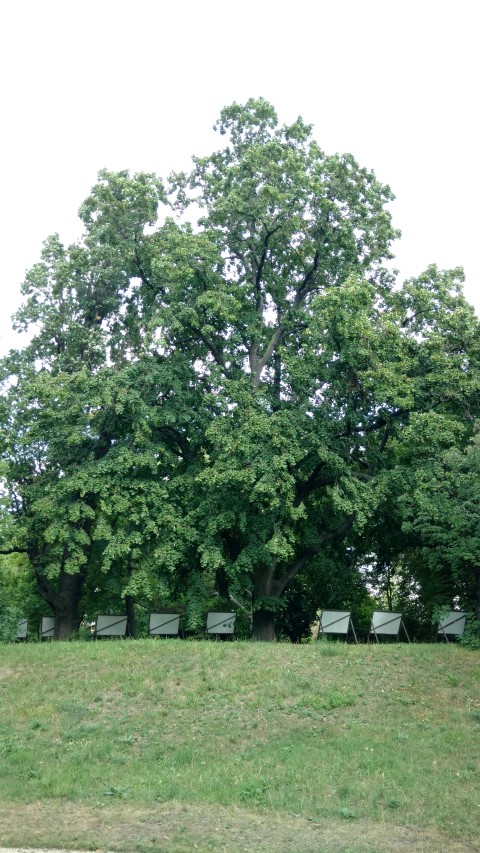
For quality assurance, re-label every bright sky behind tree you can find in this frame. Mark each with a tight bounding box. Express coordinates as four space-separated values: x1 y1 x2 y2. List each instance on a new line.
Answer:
1 0 478 355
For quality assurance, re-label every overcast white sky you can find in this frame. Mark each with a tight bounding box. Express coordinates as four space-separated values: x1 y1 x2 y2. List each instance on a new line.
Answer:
1 0 478 355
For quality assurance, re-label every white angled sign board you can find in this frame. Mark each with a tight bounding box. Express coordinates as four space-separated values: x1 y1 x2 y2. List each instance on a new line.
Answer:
148 613 181 636
438 611 467 637
16 619 28 640
40 616 55 639
206 612 236 634
320 610 351 634
317 610 358 643
371 611 402 636
95 615 128 637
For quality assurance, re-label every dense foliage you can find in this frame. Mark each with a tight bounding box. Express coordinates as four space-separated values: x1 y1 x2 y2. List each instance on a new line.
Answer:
1 99 479 639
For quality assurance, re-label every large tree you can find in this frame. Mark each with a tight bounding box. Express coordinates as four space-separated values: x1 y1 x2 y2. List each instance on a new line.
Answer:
1 99 479 639
0 176 209 638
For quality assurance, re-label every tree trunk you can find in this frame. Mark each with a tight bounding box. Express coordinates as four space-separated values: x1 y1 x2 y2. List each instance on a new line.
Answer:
250 551 315 641
125 595 136 638
475 567 480 621
252 562 278 641
54 571 83 639
252 608 277 641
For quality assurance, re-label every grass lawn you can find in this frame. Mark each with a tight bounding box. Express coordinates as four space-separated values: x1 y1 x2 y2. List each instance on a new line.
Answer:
0 640 479 852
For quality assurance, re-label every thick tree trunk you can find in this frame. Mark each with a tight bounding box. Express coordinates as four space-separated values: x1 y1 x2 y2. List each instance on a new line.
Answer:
125 595 136 638
54 571 83 639
125 557 136 638
252 608 277 642
252 560 278 641
56 608 81 640
475 567 480 621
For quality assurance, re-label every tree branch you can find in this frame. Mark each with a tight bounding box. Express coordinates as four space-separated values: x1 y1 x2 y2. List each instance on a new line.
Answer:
252 323 287 386
0 548 28 555
334 408 407 440
379 426 390 454
251 247 322 387
34 568 58 609
292 248 321 308
187 323 230 375
133 235 155 292
274 514 356 595
253 223 282 314
294 461 327 506
273 549 316 595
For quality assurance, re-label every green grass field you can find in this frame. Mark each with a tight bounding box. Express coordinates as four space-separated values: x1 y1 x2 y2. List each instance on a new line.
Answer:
0 640 479 852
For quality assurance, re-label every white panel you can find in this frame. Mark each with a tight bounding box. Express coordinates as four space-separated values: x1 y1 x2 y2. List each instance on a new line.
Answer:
370 611 402 636
320 610 351 634
438 611 467 636
16 619 28 639
40 616 55 638
96 615 128 636
148 613 180 636
206 612 236 634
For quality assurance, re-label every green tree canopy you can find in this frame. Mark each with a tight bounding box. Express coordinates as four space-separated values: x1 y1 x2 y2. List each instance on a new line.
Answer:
1 98 479 639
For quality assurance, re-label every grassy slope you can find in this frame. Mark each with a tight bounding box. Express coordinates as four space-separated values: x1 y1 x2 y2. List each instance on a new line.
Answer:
0 641 479 852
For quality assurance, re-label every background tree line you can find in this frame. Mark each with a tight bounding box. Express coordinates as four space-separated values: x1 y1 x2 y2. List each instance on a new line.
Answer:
1 99 479 641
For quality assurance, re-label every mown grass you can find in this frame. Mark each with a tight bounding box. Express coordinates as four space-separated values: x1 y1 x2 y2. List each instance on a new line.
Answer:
0 640 479 851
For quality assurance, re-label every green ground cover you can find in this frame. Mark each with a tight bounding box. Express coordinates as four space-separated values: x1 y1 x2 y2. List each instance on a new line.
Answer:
0 641 479 852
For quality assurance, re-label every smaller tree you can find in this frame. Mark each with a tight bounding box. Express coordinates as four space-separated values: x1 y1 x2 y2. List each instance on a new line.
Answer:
401 429 480 620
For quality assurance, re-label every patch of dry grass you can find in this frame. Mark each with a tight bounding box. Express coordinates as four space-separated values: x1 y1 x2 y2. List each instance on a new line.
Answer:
0 800 479 853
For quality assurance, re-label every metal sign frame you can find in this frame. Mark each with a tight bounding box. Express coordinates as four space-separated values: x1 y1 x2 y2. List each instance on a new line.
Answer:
317 610 358 644
437 611 467 642
369 611 411 643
